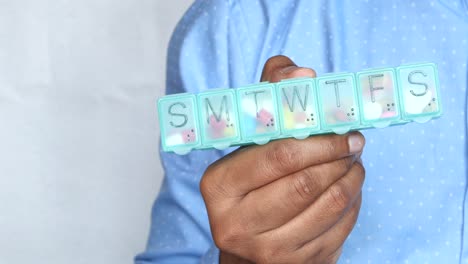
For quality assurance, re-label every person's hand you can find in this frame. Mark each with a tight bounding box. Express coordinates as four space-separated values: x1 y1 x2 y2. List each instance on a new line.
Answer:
200 55 366 264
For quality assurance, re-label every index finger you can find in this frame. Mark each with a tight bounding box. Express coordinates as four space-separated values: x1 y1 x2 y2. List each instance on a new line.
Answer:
206 132 365 196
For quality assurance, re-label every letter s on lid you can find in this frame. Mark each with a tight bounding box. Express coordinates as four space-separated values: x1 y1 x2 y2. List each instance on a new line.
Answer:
158 93 201 154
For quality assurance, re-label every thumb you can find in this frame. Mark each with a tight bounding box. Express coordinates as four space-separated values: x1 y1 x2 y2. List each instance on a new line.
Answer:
260 55 316 82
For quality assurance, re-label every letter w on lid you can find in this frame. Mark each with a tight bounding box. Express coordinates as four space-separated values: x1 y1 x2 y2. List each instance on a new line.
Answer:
276 78 320 139
158 94 201 154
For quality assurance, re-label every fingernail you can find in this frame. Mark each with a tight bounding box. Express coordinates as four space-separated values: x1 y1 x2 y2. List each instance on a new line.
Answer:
279 65 297 74
348 133 364 154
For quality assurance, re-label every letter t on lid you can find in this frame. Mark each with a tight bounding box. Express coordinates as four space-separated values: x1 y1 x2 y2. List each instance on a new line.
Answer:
237 83 280 144
316 73 360 134
158 94 201 154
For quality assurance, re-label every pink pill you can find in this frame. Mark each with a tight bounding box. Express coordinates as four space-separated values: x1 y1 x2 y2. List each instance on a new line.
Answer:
257 109 274 126
182 129 196 143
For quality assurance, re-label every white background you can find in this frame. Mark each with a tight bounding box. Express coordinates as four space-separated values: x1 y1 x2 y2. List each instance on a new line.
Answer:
0 0 193 263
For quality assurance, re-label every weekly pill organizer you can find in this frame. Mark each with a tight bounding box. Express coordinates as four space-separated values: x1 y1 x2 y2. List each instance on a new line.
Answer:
158 63 442 154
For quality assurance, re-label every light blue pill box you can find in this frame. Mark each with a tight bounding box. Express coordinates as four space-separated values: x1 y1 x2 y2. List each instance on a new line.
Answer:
157 63 442 154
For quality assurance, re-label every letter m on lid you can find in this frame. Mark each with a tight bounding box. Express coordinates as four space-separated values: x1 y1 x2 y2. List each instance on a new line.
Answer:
197 89 241 149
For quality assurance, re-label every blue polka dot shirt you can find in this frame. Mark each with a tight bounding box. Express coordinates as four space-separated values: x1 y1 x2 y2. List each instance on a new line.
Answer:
135 0 468 263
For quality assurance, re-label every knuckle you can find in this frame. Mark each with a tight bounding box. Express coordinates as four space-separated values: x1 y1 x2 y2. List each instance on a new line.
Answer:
318 138 339 161
292 168 319 202
204 161 224 178
350 195 363 221
212 222 243 251
199 172 211 196
199 178 210 199
310 243 341 264
309 244 327 263
328 182 353 211
250 237 289 264
352 162 366 182
266 140 299 172
324 249 342 264
346 206 361 232
340 156 355 169
200 163 228 199
254 245 276 264
200 166 215 196
211 228 225 249
357 161 366 175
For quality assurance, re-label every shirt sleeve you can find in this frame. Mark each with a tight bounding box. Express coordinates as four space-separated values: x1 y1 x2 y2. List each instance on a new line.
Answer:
134 1 246 263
